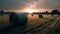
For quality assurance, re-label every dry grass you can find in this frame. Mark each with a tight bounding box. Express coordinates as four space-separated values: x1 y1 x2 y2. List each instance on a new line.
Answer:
0 15 9 27
0 15 60 34
26 15 60 34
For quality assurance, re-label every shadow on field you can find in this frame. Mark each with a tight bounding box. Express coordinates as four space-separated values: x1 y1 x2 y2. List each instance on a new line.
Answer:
0 13 28 34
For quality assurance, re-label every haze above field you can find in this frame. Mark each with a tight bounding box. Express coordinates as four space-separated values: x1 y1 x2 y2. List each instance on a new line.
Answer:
0 0 60 12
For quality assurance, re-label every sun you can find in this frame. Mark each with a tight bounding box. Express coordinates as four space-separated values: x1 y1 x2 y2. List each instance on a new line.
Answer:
28 9 34 13
25 9 36 13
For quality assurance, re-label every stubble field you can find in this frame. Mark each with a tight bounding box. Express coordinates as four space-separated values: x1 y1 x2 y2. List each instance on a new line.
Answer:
0 14 60 34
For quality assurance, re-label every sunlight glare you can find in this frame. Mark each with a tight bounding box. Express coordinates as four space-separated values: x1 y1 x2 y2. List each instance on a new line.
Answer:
25 9 36 13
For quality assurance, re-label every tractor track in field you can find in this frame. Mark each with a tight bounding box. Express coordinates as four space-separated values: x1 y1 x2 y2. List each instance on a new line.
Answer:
40 16 60 34
25 16 60 34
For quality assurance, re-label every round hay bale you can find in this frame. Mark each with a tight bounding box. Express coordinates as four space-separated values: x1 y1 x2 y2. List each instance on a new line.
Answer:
9 13 27 26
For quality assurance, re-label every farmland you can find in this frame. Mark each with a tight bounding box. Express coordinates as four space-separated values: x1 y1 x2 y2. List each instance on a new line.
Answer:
0 14 60 34
0 15 9 28
26 15 60 34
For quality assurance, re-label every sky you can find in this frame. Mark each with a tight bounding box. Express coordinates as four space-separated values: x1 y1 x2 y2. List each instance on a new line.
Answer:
0 0 60 12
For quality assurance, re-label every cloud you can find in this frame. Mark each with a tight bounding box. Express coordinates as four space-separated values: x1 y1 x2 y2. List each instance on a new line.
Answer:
0 0 60 9
0 0 28 9
37 0 60 9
